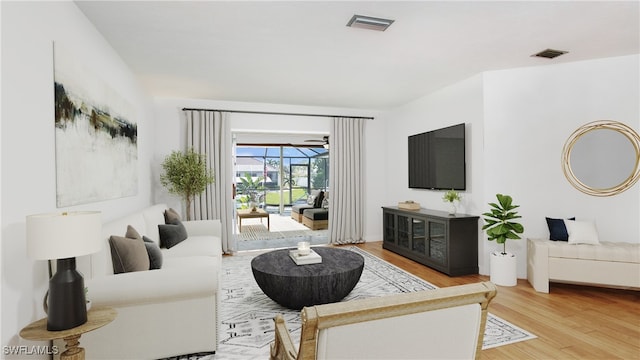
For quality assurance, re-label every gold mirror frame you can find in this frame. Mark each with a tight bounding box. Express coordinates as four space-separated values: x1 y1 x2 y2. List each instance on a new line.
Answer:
562 120 640 197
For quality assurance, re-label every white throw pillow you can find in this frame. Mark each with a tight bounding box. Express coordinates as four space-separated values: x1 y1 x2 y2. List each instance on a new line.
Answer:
564 219 600 245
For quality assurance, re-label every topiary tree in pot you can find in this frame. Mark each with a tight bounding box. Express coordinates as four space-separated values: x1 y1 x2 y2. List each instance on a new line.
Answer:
160 148 214 220
482 193 524 286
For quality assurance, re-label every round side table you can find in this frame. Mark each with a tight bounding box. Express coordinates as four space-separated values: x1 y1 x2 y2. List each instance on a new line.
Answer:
20 306 117 360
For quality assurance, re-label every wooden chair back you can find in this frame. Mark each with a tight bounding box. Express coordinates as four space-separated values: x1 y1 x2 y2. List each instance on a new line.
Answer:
270 281 497 360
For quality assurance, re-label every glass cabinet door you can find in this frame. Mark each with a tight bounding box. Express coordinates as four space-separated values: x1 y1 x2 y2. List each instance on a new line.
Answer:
397 215 410 249
428 220 447 265
383 211 396 244
411 218 427 256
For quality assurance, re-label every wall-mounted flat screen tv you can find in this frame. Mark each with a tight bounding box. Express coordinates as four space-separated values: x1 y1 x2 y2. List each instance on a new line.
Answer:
408 123 466 190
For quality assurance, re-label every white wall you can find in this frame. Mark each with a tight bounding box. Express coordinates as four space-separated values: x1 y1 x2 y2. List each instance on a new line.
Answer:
152 98 386 240
382 55 639 279
381 74 488 270
483 54 640 277
1 2 154 355
383 75 485 214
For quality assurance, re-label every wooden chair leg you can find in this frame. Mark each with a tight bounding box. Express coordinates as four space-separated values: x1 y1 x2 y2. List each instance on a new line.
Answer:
270 315 297 360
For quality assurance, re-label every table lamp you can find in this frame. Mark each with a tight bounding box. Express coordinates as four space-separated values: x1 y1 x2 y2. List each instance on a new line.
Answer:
26 211 101 331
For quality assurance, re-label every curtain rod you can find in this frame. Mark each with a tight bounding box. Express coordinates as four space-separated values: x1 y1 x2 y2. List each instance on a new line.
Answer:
181 107 374 120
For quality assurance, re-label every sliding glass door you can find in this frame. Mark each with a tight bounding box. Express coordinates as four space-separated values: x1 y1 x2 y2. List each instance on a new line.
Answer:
235 145 328 215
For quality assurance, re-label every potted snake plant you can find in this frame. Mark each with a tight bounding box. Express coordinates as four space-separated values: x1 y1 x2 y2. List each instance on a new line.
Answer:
482 193 524 286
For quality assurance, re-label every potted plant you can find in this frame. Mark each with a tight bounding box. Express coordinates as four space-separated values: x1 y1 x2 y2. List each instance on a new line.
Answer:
160 148 215 220
442 189 461 215
237 173 265 211
482 193 524 286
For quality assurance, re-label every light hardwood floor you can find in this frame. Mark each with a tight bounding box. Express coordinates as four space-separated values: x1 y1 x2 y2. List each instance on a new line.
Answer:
354 241 640 360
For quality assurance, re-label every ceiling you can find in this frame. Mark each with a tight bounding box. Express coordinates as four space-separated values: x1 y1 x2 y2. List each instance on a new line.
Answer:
76 1 639 110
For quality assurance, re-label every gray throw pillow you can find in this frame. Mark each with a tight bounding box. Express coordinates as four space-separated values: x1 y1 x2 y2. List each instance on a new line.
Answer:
158 221 188 249
164 208 182 225
109 235 150 274
125 225 142 239
125 225 163 270
142 236 163 270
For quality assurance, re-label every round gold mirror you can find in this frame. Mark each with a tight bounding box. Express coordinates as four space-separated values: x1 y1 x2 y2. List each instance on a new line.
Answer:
562 120 640 196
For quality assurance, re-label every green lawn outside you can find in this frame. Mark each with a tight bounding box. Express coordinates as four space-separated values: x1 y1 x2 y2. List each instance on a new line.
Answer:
264 189 307 205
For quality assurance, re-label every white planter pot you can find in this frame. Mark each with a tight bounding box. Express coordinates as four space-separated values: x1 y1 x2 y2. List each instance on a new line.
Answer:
490 252 517 286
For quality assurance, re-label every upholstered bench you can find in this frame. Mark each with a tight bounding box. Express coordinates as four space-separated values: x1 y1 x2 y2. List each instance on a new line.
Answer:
527 238 640 293
291 204 314 222
302 208 329 230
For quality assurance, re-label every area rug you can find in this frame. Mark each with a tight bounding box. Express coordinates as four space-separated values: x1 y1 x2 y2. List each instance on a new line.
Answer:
179 247 536 360
235 227 329 252
235 224 328 242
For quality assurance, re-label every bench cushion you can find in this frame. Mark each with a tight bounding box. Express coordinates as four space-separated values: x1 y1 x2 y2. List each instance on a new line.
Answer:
546 241 640 263
292 204 314 214
304 208 329 221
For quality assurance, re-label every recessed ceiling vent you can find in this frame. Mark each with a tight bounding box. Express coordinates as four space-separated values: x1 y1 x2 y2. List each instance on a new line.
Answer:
347 14 394 31
532 48 568 59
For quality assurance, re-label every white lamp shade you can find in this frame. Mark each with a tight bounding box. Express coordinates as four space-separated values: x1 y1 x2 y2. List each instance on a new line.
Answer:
26 211 102 260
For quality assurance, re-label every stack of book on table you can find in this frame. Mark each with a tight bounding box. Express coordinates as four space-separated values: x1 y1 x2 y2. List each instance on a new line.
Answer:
289 249 322 265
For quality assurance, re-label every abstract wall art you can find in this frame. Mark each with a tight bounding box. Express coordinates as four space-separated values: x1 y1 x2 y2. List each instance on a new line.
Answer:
54 43 138 207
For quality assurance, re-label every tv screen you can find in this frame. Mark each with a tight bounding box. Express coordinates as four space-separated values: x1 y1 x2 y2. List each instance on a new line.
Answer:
408 123 466 190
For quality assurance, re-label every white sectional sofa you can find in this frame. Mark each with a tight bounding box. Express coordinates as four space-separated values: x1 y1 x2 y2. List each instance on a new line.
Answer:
527 238 640 293
74 204 222 359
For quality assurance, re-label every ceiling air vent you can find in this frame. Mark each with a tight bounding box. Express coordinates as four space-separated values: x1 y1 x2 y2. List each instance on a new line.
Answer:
347 14 394 31
532 48 568 59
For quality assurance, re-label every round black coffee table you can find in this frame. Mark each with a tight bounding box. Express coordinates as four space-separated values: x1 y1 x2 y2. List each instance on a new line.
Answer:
251 247 364 310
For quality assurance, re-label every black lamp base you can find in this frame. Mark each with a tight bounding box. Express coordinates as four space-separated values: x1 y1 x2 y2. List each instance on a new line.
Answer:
47 257 87 331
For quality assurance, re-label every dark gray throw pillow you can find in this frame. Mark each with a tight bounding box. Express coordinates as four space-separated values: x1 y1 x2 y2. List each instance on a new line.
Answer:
158 221 188 249
314 191 325 208
546 217 575 241
109 235 150 274
142 236 163 270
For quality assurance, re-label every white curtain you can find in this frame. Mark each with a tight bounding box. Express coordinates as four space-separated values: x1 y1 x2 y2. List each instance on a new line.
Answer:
184 110 235 253
329 117 365 244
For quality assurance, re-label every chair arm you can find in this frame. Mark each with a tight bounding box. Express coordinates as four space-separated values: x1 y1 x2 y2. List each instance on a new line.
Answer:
86 265 218 307
270 315 298 360
183 219 221 237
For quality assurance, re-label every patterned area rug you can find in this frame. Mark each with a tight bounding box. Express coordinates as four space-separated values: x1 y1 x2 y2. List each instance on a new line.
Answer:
235 224 328 241
235 226 329 252
173 247 536 360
